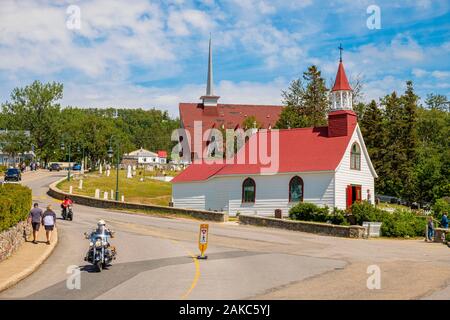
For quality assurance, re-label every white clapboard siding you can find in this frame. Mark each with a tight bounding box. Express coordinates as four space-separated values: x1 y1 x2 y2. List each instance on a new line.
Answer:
171 182 206 210
172 171 335 216
334 125 376 209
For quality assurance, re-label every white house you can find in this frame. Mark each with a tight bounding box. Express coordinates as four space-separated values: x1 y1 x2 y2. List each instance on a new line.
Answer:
171 59 378 216
122 148 167 166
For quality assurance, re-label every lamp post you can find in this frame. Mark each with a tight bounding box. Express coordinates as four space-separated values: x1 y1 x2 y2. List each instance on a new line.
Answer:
77 145 85 174
108 137 120 201
61 142 71 181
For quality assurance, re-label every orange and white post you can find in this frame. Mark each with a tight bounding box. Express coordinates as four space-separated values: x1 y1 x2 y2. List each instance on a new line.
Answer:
197 224 209 259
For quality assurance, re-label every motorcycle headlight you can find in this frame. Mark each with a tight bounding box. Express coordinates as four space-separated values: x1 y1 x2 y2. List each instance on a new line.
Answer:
89 242 94 247
95 240 102 248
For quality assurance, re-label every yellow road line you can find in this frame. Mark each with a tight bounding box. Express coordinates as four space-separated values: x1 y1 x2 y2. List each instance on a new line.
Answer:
170 239 201 300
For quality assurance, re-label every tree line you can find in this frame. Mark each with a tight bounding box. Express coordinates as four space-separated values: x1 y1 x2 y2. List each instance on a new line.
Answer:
275 66 449 205
0 81 180 167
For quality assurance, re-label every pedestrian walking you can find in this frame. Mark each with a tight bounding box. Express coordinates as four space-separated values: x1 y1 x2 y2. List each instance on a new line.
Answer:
42 205 57 245
28 203 43 244
427 216 435 242
441 212 448 229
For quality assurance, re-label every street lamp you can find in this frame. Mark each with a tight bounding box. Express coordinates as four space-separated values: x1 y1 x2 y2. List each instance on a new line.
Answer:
61 142 71 181
108 137 120 201
77 145 86 173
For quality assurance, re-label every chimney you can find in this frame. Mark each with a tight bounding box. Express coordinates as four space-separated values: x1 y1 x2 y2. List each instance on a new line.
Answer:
328 110 357 137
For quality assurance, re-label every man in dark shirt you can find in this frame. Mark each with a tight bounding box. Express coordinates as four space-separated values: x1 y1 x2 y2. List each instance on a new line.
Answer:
28 203 43 244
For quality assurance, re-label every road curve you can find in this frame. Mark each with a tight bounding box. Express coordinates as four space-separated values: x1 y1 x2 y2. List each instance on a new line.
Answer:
1 171 450 300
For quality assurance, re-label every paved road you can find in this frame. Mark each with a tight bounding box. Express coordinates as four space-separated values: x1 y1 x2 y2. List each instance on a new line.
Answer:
1 171 450 299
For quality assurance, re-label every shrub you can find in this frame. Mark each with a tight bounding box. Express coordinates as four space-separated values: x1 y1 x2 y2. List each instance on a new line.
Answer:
289 202 328 222
289 202 348 225
0 184 32 232
432 198 450 220
351 202 426 238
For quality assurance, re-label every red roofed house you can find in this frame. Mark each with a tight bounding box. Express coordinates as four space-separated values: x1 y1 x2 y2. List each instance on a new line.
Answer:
177 37 283 162
171 56 377 216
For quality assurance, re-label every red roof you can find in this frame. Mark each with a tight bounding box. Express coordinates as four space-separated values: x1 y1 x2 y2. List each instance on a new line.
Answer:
179 103 283 149
331 62 352 92
172 112 357 183
157 150 167 158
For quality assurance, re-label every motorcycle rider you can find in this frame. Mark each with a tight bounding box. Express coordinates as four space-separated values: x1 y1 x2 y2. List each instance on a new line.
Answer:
85 220 116 262
61 196 73 218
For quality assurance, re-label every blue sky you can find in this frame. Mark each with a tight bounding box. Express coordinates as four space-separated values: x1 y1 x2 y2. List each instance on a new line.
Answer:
0 0 449 116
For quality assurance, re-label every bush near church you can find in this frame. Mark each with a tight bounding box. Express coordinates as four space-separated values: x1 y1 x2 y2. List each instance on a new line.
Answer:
288 202 348 226
0 184 32 232
289 201 427 238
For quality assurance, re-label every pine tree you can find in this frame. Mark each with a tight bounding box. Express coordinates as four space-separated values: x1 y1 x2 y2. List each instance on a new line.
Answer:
360 100 384 180
276 65 329 128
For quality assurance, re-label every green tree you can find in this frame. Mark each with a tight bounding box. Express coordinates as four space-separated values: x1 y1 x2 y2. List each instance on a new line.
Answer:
0 131 31 166
1 81 63 165
425 93 449 111
242 116 262 130
276 65 329 128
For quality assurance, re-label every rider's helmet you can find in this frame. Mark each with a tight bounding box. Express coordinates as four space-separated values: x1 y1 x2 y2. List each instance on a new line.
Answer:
97 219 107 234
98 219 106 227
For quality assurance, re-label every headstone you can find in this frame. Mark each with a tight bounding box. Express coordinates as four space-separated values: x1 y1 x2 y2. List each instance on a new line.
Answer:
106 169 110 177
103 192 108 200
111 190 114 199
99 164 103 175
127 165 132 179
121 195 125 202
69 186 73 194
95 189 100 198
79 179 83 190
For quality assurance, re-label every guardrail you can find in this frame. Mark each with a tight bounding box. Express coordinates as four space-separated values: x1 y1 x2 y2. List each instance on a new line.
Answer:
47 178 228 222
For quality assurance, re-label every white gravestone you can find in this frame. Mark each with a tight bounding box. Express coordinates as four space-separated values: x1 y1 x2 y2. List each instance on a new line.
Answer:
95 189 100 199
127 165 132 179
79 179 83 190
103 192 108 200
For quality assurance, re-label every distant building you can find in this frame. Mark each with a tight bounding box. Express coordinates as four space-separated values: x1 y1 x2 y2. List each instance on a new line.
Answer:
121 148 167 167
0 130 35 166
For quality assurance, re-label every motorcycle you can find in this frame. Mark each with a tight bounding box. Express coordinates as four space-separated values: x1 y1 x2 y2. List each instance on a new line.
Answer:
84 231 116 272
62 205 73 221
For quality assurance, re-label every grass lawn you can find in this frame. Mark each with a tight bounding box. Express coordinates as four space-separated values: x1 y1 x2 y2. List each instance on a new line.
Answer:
57 170 172 206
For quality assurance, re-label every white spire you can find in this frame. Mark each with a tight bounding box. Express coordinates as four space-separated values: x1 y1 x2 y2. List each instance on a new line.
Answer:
200 34 220 107
206 35 213 96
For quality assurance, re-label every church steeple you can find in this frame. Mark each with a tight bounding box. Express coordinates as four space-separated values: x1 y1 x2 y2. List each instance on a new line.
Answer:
330 44 352 111
200 35 220 107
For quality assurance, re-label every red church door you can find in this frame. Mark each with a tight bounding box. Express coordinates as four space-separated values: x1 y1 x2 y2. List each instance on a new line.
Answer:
346 185 362 210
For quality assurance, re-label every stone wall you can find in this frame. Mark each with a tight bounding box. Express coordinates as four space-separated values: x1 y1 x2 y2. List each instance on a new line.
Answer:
48 180 228 222
0 220 31 262
238 214 366 238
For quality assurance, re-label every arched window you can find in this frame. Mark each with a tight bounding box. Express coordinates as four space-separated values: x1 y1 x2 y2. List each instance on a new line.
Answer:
242 178 256 203
350 142 361 170
289 176 304 202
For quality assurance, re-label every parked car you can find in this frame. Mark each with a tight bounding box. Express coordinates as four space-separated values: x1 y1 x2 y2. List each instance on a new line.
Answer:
4 168 22 182
49 163 62 172
72 163 82 171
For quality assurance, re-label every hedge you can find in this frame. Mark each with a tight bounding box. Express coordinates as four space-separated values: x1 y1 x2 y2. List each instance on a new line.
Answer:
289 201 427 238
289 202 349 226
0 184 32 232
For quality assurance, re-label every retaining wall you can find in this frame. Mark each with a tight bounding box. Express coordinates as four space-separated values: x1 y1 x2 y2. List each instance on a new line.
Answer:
48 179 228 222
0 221 31 262
238 214 366 238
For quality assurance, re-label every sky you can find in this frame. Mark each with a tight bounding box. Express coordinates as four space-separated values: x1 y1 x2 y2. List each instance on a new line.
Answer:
0 0 449 117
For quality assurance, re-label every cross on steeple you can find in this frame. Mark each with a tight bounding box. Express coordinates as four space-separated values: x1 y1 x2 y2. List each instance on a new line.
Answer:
338 43 343 62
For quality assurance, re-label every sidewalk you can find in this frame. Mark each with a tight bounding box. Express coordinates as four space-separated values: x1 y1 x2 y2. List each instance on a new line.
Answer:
0 227 58 292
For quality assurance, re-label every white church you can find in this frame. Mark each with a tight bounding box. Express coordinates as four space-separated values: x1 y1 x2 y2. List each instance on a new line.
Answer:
171 55 377 217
